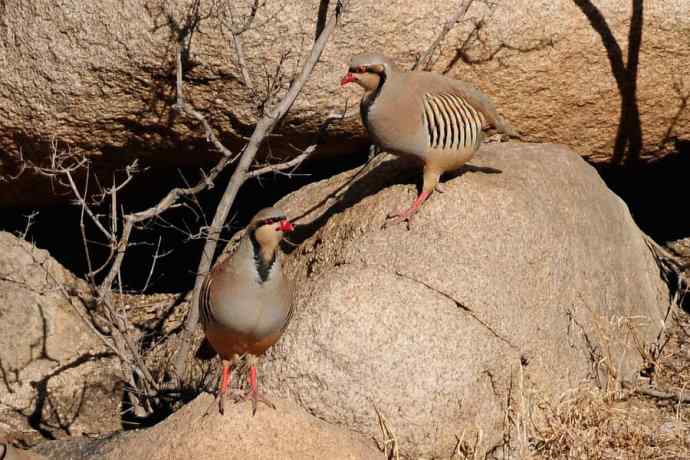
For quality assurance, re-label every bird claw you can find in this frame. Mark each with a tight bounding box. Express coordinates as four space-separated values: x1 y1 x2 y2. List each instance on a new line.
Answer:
232 361 275 416
384 190 430 228
205 388 244 417
485 132 508 143
234 388 276 415
384 209 415 228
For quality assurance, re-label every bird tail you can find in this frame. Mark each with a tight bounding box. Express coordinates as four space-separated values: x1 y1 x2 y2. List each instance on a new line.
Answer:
494 115 522 140
456 81 523 140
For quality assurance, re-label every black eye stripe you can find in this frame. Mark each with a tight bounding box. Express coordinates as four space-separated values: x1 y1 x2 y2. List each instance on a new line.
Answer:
349 66 369 73
257 217 285 227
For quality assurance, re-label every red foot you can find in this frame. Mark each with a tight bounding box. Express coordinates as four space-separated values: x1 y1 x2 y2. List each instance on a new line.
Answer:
235 366 276 415
387 190 431 224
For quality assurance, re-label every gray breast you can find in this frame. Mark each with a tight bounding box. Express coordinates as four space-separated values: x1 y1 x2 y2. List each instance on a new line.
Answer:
362 90 428 157
205 270 290 339
199 238 290 339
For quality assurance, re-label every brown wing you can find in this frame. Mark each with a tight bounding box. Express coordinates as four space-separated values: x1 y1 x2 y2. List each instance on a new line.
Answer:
442 76 519 138
277 259 296 336
198 270 216 330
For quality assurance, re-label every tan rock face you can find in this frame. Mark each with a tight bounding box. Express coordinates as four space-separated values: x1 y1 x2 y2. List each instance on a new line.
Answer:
33 395 382 460
0 232 121 445
259 142 670 457
0 443 47 460
1 0 689 206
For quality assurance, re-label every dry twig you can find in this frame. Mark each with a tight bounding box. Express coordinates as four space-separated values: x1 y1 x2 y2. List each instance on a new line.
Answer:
413 0 475 71
221 0 260 88
374 405 400 460
622 380 690 404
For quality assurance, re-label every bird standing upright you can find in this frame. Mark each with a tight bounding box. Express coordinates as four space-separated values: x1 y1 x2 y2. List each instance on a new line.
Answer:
198 207 295 415
341 53 518 222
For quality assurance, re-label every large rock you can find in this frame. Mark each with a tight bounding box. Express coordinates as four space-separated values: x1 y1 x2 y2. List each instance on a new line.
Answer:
0 443 46 460
33 395 381 460
0 232 121 445
1 0 689 206
259 142 670 457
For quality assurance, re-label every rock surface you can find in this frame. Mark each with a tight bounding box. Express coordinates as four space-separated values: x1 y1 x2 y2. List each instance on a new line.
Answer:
257 142 670 457
1 0 689 206
0 232 121 446
32 395 382 460
0 443 46 460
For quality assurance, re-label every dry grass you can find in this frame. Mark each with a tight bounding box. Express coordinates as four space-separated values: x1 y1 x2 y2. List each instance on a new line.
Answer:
523 308 690 460
374 405 401 460
528 389 690 459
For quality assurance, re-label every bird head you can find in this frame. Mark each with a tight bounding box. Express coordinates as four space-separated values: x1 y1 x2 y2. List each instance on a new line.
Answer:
248 207 294 260
250 207 294 236
341 53 397 91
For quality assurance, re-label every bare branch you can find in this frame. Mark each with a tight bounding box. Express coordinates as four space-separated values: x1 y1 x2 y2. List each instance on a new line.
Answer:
246 105 350 178
642 232 689 294
173 47 242 161
14 131 237 411
142 236 163 293
622 380 690 404
222 0 260 88
227 0 261 35
78 170 97 285
65 167 113 243
413 0 475 71
231 33 253 88
19 210 39 240
247 144 317 178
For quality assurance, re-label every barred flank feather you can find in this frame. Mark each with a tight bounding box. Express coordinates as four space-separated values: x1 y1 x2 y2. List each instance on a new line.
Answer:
199 274 215 328
422 93 485 151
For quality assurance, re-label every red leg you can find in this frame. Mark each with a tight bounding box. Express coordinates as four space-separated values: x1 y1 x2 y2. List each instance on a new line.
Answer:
248 366 257 393
218 360 231 415
246 366 260 415
387 190 431 223
237 363 276 415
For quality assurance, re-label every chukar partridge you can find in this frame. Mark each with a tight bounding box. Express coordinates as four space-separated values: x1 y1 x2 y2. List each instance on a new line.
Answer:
199 207 295 414
341 53 518 222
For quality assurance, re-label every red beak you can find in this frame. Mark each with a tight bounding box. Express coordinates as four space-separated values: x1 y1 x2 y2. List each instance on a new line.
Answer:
340 72 356 86
278 219 295 233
